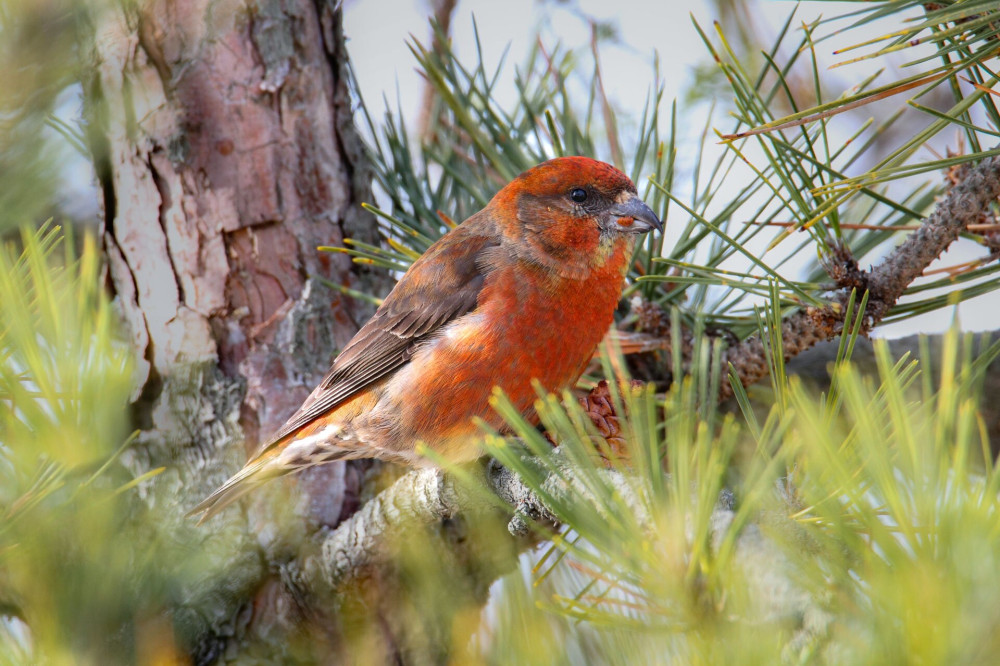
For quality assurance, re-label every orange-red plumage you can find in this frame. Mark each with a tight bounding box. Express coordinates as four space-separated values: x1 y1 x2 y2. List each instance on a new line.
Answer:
191 156 661 520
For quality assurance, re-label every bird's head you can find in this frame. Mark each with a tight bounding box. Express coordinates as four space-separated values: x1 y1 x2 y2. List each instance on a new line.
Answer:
489 156 662 278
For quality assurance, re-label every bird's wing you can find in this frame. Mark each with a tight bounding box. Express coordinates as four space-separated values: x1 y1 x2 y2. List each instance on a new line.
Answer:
255 221 501 455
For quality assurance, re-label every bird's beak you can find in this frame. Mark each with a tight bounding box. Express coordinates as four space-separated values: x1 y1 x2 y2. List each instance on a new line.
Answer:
609 195 662 234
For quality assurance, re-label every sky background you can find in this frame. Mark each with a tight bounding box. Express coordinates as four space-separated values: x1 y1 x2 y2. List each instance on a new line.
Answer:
342 0 1000 337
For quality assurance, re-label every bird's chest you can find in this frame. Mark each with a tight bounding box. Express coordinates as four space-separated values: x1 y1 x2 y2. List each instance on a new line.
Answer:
482 242 632 388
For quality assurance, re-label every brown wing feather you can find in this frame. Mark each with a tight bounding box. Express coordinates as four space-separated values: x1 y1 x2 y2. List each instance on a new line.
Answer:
254 217 501 455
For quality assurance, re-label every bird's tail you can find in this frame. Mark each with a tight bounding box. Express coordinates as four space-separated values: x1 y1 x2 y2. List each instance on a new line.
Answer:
186 456 285 524
187 438 363 523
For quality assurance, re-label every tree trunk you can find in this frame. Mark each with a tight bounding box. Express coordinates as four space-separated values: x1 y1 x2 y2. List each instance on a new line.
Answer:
90 0 388 660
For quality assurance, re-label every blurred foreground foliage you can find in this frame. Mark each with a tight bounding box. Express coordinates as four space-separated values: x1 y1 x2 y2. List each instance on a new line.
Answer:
472 322 1000 664
0 225 160 663
2 0 1000 663
0 227 250 664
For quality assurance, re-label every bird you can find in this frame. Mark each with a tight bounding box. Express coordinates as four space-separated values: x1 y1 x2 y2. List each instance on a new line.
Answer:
190 156 661 521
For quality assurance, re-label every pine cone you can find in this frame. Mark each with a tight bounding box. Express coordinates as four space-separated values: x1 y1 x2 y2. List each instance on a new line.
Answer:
579 379 645 466
630 296 671 337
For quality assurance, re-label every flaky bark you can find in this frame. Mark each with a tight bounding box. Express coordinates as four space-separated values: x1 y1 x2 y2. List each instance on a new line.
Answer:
90 0 386 660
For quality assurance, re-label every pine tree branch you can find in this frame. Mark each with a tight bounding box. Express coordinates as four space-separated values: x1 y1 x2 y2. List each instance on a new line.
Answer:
294 452 829 657
299 458 556 600
721 152 1000 398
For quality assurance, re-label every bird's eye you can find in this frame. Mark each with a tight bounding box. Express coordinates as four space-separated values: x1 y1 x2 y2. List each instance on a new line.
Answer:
570 188 588 203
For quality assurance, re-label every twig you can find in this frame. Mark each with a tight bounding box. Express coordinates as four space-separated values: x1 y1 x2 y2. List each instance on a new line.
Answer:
746 220 1000 233
417 0 459 142
721 152 1000 398
590 21 623 168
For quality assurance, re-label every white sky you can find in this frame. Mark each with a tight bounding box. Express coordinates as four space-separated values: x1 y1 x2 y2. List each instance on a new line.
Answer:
343 0 1000 337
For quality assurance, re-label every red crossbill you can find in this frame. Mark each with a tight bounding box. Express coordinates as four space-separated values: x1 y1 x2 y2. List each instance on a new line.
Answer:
191 156 661 521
